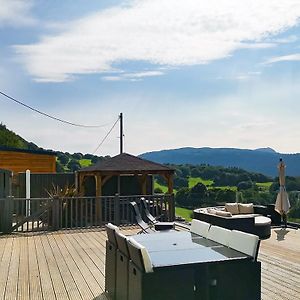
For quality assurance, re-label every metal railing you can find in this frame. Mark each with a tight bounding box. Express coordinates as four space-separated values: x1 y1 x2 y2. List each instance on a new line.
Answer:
0 194 175 233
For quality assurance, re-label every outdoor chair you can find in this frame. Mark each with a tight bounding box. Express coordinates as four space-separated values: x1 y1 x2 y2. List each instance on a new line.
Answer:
105 223 119 299
115 231 130 300
126 237 195 300
140 198 175 231
140 197 163 224
207 225 231 247
228 229 260 260
129 201 156 234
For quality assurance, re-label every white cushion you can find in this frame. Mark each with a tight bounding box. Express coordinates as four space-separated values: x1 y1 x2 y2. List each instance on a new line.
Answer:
207 208 217 215
106 223 119 232
228 230 259 258
255 216 271 226
215 210 232 217
238 203 254 214
106 223 119 244
225 203 239 215
127 238 153 273
190 219 210 238
207 225 231 246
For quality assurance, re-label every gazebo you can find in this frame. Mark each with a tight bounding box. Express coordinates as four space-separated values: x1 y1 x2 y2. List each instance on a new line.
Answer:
77 153 174 197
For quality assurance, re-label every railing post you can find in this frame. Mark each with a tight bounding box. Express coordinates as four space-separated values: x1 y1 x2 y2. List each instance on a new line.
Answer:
1 196 13 233
51 196 60 231
114 194 120 226
168 193 175 221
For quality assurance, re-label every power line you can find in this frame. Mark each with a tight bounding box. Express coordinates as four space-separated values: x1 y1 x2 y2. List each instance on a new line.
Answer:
0 90 111 128
92 116 120 154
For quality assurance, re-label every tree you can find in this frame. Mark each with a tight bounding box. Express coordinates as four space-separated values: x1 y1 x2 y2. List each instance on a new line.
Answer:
191 167 201 178
58 153 69 165
175 188 190 207
237 180 253 191
56 161 64 173
72 152 83 160
173 176 188 189
67 159 81 172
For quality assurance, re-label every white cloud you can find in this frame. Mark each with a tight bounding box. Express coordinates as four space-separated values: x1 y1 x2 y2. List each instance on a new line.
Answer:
14 0 300 82
0 0 36 27
102 70 164 81
265 53 300 64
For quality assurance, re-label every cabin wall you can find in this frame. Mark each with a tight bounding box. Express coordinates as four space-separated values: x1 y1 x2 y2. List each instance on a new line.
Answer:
0 150 56 174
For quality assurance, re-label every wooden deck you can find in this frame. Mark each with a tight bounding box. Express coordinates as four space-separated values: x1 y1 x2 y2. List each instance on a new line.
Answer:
0 226 299 300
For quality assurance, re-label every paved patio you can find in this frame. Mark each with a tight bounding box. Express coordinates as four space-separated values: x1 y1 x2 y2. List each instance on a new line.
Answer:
0 226 299 299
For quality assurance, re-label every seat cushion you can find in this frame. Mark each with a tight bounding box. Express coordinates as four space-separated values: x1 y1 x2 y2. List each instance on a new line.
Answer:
238 203 254 214
255 216 271 226
225 203 239 215
215 210 232 217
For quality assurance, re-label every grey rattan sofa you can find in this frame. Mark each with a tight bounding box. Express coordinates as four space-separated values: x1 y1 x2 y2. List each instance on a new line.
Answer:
193 203 271 239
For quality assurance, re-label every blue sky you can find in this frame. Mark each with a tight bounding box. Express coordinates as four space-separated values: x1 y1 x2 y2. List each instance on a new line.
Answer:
1 0 300 156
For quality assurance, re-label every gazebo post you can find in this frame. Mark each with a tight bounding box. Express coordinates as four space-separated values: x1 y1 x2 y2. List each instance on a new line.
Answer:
166 173 174 194
141 174 147 195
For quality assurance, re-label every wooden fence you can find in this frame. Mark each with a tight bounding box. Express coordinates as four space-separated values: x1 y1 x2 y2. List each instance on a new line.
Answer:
17 172 75 198
0 194 175 233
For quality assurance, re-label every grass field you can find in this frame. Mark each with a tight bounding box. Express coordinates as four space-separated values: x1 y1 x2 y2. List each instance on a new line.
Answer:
256 182 273 191
79 159 92 167
175 207 193 222
154 181 169 193
188 177 213 188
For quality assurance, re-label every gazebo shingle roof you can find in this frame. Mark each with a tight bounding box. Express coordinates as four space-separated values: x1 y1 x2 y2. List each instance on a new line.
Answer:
79 152 174 173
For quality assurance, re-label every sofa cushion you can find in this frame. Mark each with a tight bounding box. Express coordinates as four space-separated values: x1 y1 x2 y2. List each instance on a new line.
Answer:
225 203 239 215
255 216 271 226
207 208 217 215
215 210 232 217
239 203 254 214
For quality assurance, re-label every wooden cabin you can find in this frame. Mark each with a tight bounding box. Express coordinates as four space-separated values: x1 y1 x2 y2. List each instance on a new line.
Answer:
0 147 56 174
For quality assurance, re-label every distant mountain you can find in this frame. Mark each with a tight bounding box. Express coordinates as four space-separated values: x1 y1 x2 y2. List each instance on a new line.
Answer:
140 147 300 177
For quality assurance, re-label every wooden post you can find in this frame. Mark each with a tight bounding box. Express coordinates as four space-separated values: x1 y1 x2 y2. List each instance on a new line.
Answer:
95 175 102 226
167 174 174 194
51 196 60 231
114 194 120 225
2 196 13 233
141 174 147 195
169 193 176 221
120 112 123 154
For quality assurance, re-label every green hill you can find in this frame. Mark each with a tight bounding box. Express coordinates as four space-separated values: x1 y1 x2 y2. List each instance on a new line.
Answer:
0 123 39 150
0 123 105 172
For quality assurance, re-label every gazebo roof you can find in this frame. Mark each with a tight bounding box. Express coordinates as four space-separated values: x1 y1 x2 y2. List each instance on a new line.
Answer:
79 152 174 173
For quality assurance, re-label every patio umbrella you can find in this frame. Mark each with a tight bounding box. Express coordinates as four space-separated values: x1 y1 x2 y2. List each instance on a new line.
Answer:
275 159 290 223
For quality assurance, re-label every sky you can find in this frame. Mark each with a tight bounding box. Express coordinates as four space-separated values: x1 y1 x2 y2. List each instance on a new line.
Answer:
1 0 300 156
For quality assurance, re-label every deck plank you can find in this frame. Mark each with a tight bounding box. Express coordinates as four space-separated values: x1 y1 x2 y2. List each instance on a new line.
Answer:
5 237 20 300
40 234 70 300
27 235 43 300
53 232 94 300
17 236 30 300
47 233 83 300
0 226 299 300
34 235 57 300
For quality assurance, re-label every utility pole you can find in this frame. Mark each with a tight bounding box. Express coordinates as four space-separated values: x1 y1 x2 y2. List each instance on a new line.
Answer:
119 112 123 154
